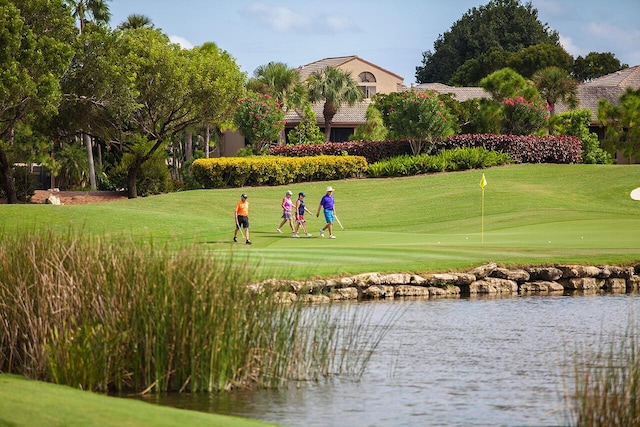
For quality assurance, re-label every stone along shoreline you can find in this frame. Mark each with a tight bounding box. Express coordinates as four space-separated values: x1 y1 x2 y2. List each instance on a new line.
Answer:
253 262 640 303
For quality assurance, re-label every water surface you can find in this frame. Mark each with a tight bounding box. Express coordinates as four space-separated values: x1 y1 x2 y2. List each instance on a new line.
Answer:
137 293 640 426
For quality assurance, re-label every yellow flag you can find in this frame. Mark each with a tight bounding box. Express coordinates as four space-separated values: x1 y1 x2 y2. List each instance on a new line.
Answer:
479 173 487 189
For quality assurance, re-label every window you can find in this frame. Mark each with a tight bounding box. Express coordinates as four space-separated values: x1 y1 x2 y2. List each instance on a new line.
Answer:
357 72 376 98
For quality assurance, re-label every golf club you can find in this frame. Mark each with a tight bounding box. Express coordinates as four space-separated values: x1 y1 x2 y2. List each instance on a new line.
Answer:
334 214 345 231
236 220 246 240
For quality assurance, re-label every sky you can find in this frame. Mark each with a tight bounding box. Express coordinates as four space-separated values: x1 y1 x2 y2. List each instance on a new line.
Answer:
108 0 640 85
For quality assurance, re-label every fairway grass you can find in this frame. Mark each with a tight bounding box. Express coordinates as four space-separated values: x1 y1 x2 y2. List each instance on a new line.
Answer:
2 164 640 279
0 375 275 427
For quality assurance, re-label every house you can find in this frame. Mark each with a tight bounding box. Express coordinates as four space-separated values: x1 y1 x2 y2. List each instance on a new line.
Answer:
555 65 640 163
283 55 405 142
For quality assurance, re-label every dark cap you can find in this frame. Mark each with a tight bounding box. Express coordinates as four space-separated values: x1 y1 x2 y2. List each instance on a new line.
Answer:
241 194 248 199
298 192 305 197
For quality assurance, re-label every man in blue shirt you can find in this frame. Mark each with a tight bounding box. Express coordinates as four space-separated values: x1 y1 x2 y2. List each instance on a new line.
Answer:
316 186 336 239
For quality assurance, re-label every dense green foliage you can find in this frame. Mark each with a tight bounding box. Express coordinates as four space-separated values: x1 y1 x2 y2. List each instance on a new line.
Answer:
416 0 559 84
386 91 455 155
551 109 612 164
287 103 325 145
598 87 640 163
573 52 628 82
367 147 512 177
0 0 76 203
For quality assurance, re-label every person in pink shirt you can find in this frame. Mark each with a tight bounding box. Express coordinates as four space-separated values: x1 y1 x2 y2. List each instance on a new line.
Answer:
276 190 295 235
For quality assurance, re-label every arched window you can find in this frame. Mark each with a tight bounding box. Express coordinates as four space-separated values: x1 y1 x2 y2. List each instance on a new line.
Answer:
357 72 377 98
357 72 376 83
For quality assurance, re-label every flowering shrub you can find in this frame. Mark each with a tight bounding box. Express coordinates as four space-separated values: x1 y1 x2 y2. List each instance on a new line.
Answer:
502 96 550 135
191 155 367 188
387 91 455 155
269 139 412 163
233 93 285 153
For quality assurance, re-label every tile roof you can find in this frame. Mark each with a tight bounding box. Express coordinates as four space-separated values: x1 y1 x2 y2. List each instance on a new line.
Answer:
285 100 371 126
296 55 404 81
412 83 491 101
556 65 640 122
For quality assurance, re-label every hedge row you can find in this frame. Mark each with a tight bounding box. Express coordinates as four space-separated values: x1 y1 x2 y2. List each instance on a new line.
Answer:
191 155 368 188
436 134 582 164
268 140 412 163
270 134 582 164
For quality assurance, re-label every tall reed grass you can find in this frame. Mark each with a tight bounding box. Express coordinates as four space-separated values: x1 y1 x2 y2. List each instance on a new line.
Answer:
565 321 640 426
0 231 396 393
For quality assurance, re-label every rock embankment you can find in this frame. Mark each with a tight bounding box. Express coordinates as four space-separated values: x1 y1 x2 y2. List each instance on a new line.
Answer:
251 262 640 303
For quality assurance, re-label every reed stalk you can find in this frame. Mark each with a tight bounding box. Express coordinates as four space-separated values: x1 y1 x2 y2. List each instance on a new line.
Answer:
0 231 395 393
566 320 640 426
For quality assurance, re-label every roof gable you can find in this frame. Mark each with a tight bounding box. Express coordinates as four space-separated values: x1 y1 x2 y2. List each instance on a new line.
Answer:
297 55 404 81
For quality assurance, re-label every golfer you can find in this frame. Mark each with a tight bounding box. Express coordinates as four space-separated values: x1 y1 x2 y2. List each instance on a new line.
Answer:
316 186 336 239
234 193 251 245
276 190 295 235
293 192 313 238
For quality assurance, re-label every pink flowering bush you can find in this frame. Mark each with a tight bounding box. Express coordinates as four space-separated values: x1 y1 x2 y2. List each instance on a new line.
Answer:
386 91 455 155
233 93 285 153
502 96 550 135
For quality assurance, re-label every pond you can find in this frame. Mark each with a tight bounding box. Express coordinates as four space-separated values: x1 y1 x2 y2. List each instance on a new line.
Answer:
134 293 640 426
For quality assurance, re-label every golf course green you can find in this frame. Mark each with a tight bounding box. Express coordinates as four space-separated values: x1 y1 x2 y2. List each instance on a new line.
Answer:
2 163 640 279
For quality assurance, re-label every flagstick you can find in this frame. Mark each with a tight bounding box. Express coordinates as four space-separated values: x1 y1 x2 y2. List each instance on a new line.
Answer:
481 187 485 244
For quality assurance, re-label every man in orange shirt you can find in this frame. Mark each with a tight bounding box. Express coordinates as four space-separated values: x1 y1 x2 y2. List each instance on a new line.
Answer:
234 193 251 244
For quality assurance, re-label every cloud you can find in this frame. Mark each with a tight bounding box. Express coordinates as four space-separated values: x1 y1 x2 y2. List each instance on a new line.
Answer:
558 34 584 57
246 3 359 34
587 22 640 48
169 35 193 49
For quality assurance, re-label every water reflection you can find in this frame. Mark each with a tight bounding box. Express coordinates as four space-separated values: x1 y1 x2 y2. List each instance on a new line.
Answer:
132 293 640 426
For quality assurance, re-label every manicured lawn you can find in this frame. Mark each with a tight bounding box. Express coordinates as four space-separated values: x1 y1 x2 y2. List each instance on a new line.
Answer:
0 375 275 427
2 163 640 279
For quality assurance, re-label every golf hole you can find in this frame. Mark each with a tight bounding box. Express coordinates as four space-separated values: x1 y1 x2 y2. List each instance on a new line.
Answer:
631 187 640 201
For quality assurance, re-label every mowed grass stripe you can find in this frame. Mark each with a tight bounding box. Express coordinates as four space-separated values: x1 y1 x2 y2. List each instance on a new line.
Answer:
2 164 640 278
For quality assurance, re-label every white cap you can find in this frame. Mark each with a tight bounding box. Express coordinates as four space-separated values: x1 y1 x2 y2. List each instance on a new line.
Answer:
286 190 292 195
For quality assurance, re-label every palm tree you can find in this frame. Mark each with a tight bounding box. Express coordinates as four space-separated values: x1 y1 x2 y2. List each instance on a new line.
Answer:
533 66 578 117
117 14 154 30
66 0 111 33
248 62 307 113
66 0 111 189
306 67 363 142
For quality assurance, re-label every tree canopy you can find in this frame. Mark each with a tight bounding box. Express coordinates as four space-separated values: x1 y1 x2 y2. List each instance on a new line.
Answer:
416 0 559 84
0 0 76 203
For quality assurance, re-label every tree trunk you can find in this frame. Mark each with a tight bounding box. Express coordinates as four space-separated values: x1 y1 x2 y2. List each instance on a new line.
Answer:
126 158 142 199
0 146 17 204
323 102 337 142
205 125 210 158
185 132 193 163
84 133 97 190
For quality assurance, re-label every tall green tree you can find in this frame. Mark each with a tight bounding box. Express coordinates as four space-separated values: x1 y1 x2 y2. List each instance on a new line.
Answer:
480 68 549 135
306 67 363 142
533 66 577 117
61 27 245 197
66 0 111 190
248 62 307 113
117 13 153 30
0 0 76 203
598 88 640 163
573 52 628 82
416 0 559 84
386 91 455 155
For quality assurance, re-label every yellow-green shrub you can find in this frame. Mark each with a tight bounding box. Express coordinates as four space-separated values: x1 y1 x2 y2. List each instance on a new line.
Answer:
191 155 367 188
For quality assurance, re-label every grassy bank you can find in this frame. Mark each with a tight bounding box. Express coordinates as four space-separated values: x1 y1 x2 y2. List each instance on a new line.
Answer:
0 374 274 427
2 164 640 279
